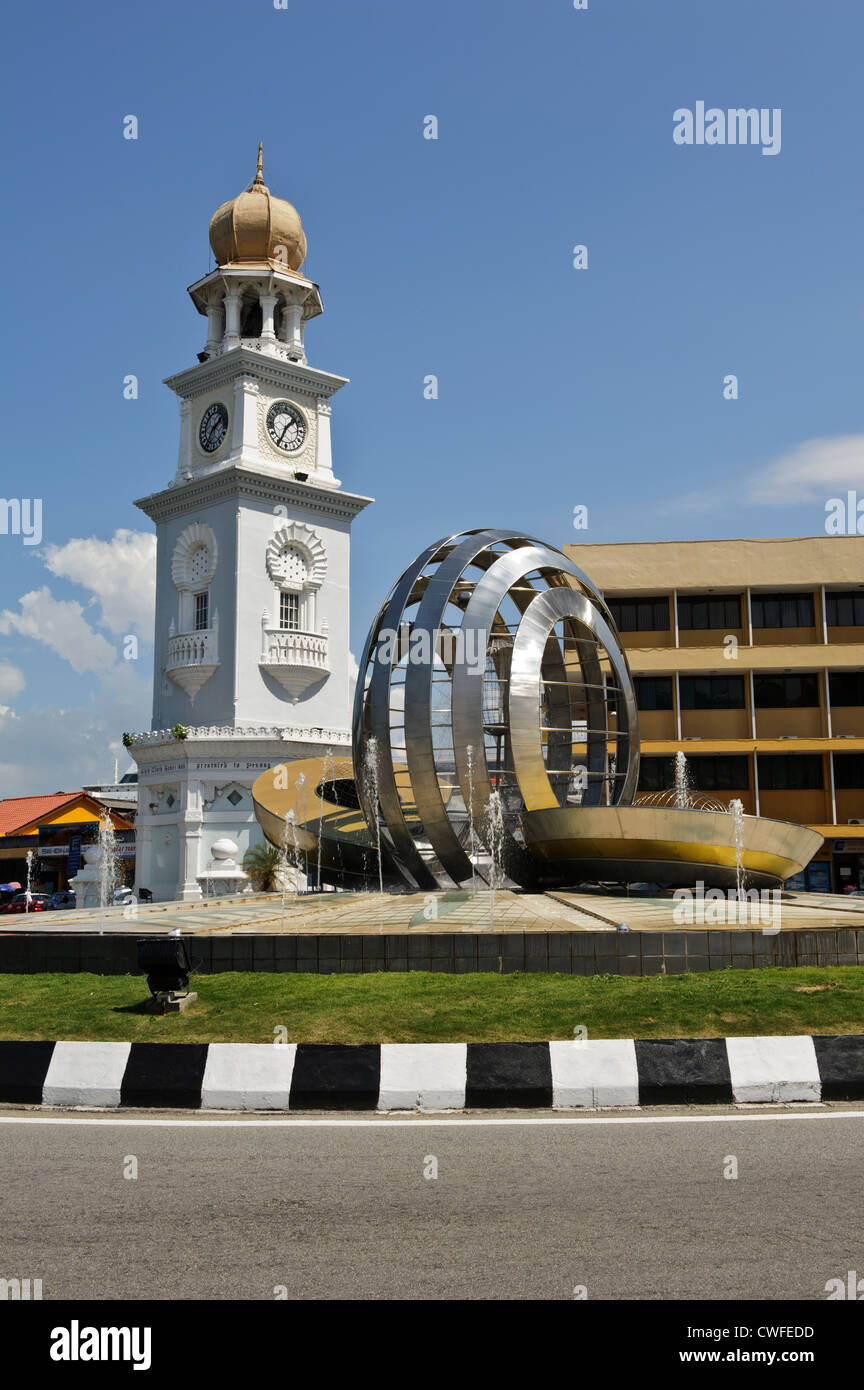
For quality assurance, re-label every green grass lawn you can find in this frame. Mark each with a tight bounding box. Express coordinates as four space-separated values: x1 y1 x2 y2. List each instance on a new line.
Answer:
0 967 862 1043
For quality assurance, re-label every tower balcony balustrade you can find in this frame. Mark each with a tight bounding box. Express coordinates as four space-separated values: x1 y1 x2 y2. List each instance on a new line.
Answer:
165 619 219 702
259 621 329 696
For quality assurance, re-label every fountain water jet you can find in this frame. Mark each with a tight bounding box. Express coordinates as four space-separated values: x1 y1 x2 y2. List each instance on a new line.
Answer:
98 809 117 936
484 789 504 930
362 736 384 895
466 744 479 895
674 751 693 810
279 811 297 929
729 798 747 923
25 848 35 914
316 748 336 893
294 773 308 889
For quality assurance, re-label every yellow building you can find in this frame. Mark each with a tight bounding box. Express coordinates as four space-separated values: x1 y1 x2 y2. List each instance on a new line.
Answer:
564 535 864 892
0 793 135 894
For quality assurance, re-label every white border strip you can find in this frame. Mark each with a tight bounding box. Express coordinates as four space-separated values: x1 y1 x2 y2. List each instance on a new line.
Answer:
2 1111 862 1129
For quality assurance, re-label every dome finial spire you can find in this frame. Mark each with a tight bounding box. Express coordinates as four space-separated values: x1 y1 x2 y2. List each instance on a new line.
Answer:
210 148 307 269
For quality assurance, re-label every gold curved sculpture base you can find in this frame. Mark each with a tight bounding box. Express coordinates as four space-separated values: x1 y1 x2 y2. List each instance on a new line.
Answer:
252 755 381 888
522 806 824 891
253 756 824 893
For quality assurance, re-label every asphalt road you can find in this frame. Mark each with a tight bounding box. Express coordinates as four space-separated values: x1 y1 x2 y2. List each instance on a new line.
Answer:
1 1107 862 1301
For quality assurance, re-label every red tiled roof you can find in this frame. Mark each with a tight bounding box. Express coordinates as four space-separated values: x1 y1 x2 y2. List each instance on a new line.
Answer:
0 792 132 836
0 794 81 835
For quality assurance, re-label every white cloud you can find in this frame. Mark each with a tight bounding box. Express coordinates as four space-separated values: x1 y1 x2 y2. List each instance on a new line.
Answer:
0 528 156 794
746 434 864 505
42 528 156 636
0 661 25 700
0 667 150 796
663 433 864 517
0 587 118 674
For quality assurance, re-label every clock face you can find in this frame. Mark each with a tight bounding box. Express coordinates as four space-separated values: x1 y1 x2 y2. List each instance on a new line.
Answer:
266 401 306 453
199 402 228 454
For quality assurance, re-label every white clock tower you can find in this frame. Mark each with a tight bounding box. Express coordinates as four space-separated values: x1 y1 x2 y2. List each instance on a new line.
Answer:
131 147 372 900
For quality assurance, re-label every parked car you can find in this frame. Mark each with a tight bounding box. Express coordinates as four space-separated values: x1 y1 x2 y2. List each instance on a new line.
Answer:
44 890 76 910
2 892 50 914
113 885 134 906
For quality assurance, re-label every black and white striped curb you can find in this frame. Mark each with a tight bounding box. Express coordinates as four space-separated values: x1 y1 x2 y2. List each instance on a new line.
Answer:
1 1036 863 1110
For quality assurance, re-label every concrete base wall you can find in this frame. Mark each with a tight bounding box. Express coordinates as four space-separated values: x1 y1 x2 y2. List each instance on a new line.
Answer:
0 928 862 975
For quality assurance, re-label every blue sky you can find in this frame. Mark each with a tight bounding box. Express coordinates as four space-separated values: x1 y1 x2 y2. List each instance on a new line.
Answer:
0 0 861 795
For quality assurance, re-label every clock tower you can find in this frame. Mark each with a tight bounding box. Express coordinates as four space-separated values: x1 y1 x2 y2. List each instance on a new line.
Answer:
130 148 372 900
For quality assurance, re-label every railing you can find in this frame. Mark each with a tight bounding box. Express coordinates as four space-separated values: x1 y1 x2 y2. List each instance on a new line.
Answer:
128 725 351 746
212 337 303 363
261 627 327 670
167 627 218 669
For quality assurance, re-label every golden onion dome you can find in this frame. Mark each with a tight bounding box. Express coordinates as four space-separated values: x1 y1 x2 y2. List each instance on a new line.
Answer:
209 144 307 271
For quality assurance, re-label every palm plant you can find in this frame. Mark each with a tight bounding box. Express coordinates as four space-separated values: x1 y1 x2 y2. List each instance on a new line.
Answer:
242 842 283 892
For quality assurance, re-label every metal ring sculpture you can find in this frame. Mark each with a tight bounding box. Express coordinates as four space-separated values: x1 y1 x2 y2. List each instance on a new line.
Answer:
352 530 640 890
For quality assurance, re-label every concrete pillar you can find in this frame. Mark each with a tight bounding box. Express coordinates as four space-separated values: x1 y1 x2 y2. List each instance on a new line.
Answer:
315 398 335 481
260 293 277 341
223 289 242 346
231 375 260 457
280 302 303 356
178 823 203 900
133 819 152 898
178 777 203 900
205 298 223 351
177 399 192 475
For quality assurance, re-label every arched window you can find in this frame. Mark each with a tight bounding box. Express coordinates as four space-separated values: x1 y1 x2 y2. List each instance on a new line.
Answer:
172 524 218 633
266 524 326 635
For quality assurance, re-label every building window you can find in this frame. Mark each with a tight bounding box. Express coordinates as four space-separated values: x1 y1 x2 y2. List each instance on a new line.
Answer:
637 756 674 792
687 755 750 791
757 754 823 790
634 677 674 711
751 592 815 629
677 595 741 630
607 597 670 632
829 671 864 706
194 591 209 631
753 673 820 708
826 590 864 627
280 591 301 631
833 753 864 789
679 676 746 710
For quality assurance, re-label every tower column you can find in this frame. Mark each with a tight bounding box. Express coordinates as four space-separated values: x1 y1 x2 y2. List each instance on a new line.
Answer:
178 777 203 901
260 293 277 341
231 375 260 456
224 289 242 346
315 397 335 483
279 302 303 356
205 297 223 351
177 398 192 475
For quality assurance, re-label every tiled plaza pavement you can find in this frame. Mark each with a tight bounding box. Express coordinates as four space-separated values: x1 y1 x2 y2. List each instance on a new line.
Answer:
6 888 864 937
549 890 864 933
